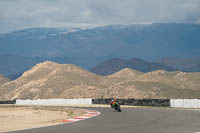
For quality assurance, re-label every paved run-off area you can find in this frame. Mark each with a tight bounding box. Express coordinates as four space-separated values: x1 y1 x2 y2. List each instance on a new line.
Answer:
6 107 200 133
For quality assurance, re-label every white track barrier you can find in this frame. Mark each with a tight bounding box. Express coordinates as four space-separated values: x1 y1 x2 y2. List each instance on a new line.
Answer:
16 98 92 105
170 99 200 108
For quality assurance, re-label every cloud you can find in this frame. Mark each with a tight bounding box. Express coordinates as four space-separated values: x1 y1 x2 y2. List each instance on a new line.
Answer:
0 0 200 33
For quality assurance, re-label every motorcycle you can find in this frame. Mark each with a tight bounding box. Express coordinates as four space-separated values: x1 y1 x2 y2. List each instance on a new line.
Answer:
111 102 121 112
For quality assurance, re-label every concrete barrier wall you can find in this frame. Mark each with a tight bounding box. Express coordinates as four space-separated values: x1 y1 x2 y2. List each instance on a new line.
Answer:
170 99 200 108
92 99 170 107
0 100 16 104
1 99 199 109
16 98 92 105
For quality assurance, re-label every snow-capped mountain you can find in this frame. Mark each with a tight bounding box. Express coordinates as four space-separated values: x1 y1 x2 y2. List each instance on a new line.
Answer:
2 27 83 40
0 23 200 69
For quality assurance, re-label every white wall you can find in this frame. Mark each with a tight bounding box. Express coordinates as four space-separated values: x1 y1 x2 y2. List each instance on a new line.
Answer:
16 98 92 105
170 99 200 108
15 99 200 108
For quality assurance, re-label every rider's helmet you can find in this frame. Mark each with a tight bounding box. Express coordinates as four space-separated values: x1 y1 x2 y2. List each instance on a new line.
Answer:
111 98 117 102
111 98 115 102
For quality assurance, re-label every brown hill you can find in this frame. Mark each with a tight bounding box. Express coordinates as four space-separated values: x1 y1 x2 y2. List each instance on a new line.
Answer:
99 69 165 99
1 62 200 100
136 70 200 90
108 68 143 78
132 70 200 98
0 74 10 86
99 69 200 99
0 61 104 100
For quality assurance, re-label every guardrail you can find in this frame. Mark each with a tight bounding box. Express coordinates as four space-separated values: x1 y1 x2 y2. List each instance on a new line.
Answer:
1 99 200 108
92 99 170 107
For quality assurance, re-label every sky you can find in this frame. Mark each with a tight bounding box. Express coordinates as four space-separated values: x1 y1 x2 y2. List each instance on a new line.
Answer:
0 0 200 33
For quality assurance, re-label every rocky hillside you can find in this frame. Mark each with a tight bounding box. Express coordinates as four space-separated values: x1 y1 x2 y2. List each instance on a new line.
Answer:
1 61 200 100
0 61 103 100
99 69 200 99
0 75 10 86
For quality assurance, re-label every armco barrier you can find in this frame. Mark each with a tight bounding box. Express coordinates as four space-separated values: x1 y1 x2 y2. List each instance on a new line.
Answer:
170 99 200 108
0 100 16 104
16 98 92 105
92 99 170 107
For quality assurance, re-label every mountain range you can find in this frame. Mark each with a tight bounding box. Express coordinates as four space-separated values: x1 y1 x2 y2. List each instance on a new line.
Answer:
1 61 200 100
0 23 200 69
1 54 200 79
1 23 200 79
90 58 177 76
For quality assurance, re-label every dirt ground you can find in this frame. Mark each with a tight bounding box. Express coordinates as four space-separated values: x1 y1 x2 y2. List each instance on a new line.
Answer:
0 105 86 132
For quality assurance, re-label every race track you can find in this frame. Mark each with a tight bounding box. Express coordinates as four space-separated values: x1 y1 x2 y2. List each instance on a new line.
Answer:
9 107 200 133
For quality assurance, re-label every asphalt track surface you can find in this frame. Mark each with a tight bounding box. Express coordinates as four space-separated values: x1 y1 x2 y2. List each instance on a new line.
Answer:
9 107 200 133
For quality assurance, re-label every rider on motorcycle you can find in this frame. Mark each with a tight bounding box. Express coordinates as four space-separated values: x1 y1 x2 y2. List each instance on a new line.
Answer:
110 98 121 112
110 98 118 108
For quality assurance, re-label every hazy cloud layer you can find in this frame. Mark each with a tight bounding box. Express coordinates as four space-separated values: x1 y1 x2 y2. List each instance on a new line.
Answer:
0 0 200 33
